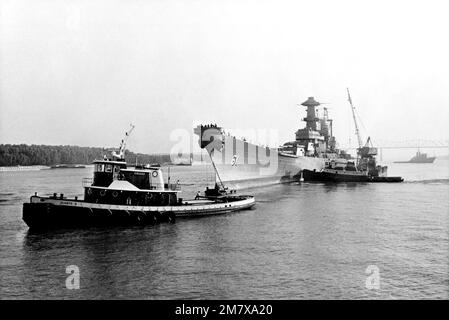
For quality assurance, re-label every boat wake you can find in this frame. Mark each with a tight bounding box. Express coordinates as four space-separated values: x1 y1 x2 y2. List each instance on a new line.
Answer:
404 178 449 185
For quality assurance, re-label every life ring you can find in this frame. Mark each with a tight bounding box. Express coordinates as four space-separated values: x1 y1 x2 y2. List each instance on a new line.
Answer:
144 193 153 204
152 171 158 177
87 188 92 195
100 190 106 197
112 191 119 198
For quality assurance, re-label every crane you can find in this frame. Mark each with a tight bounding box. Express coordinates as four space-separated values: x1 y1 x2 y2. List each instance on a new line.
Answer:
112 124 135 160
346 89 378 169
347 88 363 149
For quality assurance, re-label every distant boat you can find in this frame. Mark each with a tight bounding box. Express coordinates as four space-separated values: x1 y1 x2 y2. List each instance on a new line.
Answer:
394 150 436 164
173 162 192 166
50 164 86 169
0 165 49 172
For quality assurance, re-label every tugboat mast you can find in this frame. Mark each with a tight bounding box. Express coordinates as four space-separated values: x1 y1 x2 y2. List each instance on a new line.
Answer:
112 124 135 160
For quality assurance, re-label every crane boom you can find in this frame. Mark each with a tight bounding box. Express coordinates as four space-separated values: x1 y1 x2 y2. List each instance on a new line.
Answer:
208 152 227 193
347 88 363 149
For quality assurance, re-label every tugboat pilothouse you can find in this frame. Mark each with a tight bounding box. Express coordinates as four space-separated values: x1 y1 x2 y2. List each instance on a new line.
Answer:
80 125 180 207
23 125 255 230
83 161 179 207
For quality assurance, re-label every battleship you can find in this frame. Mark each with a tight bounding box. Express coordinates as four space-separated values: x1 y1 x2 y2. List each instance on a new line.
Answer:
394 150 436 164
194 91 402 187
194 96 349 188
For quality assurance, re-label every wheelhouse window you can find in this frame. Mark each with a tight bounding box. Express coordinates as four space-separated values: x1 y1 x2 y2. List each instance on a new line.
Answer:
123 171 150 189
105 164 113 172
113 166 121 180
95 164 105 172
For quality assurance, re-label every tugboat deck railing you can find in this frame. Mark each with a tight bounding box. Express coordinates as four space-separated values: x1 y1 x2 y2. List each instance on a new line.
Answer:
82 177 181 191
164 183 181 191
82 177 93 187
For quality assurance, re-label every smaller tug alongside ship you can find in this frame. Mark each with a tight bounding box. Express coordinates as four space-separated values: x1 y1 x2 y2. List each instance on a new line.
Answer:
302 89 403 183
302 137 403 182
22 126 255 230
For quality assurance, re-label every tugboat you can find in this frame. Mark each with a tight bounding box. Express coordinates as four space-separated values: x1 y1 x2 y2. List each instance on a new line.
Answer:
302 89 403 183
22 126 255 230
394 149 436 164
302 137 403 182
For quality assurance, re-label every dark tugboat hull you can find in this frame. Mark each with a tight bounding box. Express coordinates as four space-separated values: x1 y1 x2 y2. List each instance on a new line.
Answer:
302 169 369 182
23 195 255 230
302 170 403 183
369 176 404 182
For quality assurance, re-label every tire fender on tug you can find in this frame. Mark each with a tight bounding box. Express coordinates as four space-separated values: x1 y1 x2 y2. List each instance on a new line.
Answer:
144 211 155 225
153 211 163 223
135 211 146 225
166 211 176 224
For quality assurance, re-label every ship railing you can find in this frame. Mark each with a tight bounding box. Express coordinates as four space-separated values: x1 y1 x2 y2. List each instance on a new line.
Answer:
82 177 93 187
164 182 181 191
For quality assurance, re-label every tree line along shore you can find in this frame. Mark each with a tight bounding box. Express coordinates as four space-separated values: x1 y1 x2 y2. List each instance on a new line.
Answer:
0 144 171 167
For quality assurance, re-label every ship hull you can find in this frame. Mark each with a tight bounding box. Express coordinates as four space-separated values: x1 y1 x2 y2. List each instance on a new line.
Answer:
394 157 436 164
23 195 255 230
302 169 403 183
208 135 325 189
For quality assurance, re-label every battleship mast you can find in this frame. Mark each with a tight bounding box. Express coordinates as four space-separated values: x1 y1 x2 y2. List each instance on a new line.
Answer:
295 97 334 155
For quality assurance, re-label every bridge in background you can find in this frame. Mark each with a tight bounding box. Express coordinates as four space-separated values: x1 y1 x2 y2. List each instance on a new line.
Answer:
338 139 449 161
340 139 449 149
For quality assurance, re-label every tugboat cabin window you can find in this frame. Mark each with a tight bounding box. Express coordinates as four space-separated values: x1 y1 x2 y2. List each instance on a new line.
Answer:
122 171 150 189
105 164 113 172
95 164 105 172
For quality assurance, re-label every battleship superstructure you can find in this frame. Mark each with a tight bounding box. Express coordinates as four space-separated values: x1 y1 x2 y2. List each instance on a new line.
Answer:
194 97 351 189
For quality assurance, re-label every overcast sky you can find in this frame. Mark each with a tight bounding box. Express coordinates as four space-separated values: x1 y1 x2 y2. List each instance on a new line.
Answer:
1 0 448 157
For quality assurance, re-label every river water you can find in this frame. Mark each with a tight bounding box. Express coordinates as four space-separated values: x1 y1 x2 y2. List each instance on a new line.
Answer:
0 161 448 299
